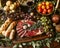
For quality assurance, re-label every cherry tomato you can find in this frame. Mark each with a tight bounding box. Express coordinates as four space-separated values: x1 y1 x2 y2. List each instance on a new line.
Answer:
38 8 42 12
42 5 45 9
46 1 50 6
42 2 46 5
37 6 40 9
42 11 46 14
43 9 47 12
47 9 51 13
49 3 53 8
46 5 50 9
38 3 42 7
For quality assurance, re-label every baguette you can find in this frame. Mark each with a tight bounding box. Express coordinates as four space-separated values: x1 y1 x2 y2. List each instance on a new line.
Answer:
0 18 12 34
9 29 15 40
5 21 16 37
2 30 5 36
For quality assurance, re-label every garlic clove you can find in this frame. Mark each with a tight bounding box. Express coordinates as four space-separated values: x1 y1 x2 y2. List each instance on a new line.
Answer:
23 25 27 29
28 24 31 27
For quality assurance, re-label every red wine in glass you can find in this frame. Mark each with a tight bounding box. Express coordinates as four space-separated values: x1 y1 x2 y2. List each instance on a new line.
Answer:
27 1 34 6
27 1 34 13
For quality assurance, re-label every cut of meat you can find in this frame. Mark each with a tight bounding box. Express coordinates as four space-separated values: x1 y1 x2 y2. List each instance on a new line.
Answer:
16 26 23 31
18 30 25 37
26 30 36 37
16 20 44 37
17 29 23 34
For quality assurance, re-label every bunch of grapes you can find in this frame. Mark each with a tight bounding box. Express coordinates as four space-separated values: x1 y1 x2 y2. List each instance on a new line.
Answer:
40 16 53 32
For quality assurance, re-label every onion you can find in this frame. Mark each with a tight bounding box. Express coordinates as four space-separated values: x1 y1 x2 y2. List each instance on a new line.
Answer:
55 24 60 32
52 14 60 23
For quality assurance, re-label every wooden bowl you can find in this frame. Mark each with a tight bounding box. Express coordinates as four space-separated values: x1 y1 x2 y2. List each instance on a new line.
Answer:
36 0 59 16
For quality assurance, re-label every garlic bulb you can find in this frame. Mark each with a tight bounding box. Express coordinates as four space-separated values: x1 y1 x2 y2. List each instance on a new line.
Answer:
28 24 31 27
10 4 15 10
6 1 12 6
23 25 27 29
4 6 10 11
14 2 17 7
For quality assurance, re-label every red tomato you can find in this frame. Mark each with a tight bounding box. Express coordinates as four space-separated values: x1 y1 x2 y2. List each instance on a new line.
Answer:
42 2 46 5
38 3 42 7
49 3 53 8
46 1 50 6
46 5 50 9
42 5 45 9
42 11 46 14
37 6 40 9
43 9 47 12
38 8 42 12
47 9 51 13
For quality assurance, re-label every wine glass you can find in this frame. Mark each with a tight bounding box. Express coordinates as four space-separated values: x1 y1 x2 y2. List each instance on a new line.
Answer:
27 1 34 13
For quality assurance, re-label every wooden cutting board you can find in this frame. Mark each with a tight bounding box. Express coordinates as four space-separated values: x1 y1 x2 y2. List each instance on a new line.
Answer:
13 33 53 44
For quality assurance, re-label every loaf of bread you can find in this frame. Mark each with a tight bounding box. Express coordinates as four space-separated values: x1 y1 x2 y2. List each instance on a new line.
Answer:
0 18 12 34
2 30 5 36
5 21 16 37
9 29 15 40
